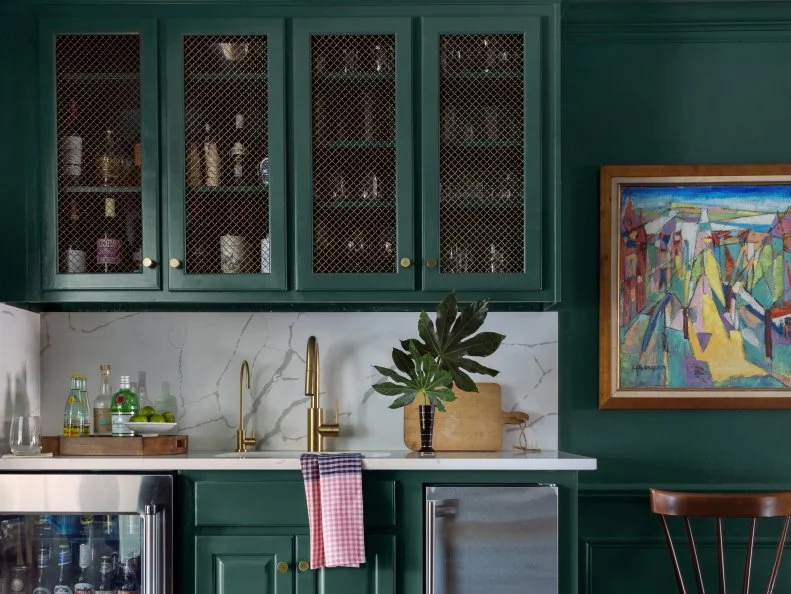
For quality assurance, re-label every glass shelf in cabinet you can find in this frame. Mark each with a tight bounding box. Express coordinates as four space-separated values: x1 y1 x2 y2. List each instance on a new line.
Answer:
315 71 395 81
441 71 522 80
187 185 269 194
61 186 141 194
57 72 139 82
328 200 395 209
186 71 269 81
441 198 522 209
323 141 395 149
442 140 522 149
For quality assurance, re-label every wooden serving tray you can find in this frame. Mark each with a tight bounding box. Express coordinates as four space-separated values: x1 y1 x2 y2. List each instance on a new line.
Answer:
41 435 189 456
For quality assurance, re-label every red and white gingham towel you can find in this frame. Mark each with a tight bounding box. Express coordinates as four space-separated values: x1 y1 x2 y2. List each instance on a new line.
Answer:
300 453 366 569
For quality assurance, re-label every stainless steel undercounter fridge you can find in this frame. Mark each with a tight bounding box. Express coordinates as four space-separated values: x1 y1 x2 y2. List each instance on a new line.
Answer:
425 484 559 594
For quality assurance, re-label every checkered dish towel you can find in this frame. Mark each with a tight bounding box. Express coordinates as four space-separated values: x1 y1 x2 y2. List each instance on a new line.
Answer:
300 453 366 569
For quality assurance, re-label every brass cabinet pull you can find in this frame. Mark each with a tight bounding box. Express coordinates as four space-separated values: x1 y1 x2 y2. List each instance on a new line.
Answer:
298 561 310 573
276 561 289 573
142 257 156 269
169 258 182 269
426 258 438 269
400 257 411 268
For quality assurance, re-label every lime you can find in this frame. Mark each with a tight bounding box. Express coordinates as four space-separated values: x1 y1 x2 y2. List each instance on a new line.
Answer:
149 414 165 423
140 406 156 417
129 415 148 423
163 412 176 423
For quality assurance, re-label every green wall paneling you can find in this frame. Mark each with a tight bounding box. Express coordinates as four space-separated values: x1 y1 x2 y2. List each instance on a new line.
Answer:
420 16 544 293
38 17 161 292
164 18 288 292
293 17 415 292
561 4 791 592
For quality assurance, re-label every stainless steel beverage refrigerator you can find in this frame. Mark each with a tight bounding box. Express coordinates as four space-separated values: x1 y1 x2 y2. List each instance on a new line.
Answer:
0 475 172 594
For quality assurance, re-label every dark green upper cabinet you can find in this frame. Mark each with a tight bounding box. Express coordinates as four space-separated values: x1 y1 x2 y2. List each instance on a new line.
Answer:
293 18 415 292
39 18 160 291
421 17 544 292
165 19 287 292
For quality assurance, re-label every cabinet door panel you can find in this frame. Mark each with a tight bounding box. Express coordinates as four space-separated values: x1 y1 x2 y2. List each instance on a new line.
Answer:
166 19 287 291
294 18 414 291
40 18 160 291
196 535 292 594
422 17 543 292
316 534 396 594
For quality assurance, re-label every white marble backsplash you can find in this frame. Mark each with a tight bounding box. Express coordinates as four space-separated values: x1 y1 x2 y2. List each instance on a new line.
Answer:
0 304 41 452
40 311 558 451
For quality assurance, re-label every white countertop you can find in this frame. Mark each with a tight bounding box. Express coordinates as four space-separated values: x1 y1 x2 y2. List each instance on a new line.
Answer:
0 450 595 472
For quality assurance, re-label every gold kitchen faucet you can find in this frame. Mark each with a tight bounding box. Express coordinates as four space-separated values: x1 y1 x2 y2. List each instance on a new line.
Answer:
305 336 340 452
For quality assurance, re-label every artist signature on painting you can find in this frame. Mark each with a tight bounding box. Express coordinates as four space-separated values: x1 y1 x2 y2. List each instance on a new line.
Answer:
633 364 663 371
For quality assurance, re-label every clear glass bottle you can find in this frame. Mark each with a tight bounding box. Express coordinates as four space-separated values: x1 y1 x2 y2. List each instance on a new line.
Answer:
154 382 178 422
93 365 113 436
230 114 246 184
77 376 91 436
110 376 139 437
64 375 89 437
96 198 123 273
32 544 53 594
52 545 73 594
96 128 121 187
73 544 94 594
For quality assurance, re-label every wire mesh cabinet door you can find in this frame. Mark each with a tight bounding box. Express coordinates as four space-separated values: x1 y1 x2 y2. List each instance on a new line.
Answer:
40 18 160 291
165 19 287 292
293 18 415 291
421 17 544 292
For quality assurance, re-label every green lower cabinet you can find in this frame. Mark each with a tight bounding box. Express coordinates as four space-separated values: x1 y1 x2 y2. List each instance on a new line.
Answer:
314 534 396 594
196 535 294 594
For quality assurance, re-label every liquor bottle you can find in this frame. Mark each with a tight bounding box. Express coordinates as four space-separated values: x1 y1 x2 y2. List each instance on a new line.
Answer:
110 377 138 437
229 114 246 185
96 198 123 273
73 545 94 594
93 558 113 594
62 197 86 274
96 128 121 187
33 545 53 594
115 561 137 594
203 123 220 187
64 375 88 437
93 365 113 436
53 545 73 594
10 564 29 594
77 376 91 435
60 99 82 183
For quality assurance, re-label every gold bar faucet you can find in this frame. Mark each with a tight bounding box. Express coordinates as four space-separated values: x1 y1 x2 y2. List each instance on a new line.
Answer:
236 360 256 453
305 336 340 452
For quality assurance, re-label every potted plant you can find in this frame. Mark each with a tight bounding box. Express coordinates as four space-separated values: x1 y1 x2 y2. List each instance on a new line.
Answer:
372 292 505 455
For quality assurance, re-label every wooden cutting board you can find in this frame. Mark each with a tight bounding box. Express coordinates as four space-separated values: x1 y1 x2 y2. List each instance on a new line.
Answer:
41 435 189 456
403 383 528 451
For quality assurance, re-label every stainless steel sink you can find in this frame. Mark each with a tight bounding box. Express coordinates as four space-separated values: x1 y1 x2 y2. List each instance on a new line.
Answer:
214 451 391 458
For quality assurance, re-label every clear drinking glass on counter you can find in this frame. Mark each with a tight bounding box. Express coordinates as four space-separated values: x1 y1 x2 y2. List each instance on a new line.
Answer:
9 415 41 456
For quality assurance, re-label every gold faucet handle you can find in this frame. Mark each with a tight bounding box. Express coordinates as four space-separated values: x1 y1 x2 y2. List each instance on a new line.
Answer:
244 430 257 446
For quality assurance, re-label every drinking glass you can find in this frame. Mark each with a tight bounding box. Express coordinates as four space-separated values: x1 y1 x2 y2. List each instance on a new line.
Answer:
9 415 41 456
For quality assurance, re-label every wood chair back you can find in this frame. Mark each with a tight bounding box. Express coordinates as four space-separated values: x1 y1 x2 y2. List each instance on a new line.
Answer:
649 489 791 594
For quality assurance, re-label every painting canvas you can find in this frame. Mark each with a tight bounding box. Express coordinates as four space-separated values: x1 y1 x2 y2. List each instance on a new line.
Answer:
600 165 791 408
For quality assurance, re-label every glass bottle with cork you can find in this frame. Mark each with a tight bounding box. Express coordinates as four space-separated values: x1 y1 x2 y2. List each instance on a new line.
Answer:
64 375 89 437
110 377 139 437
93 365 113 436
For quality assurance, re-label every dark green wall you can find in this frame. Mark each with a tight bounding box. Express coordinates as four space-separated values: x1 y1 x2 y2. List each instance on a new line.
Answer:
560 3 791 591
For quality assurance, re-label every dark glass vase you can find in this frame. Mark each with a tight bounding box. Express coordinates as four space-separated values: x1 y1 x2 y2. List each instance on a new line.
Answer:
418 404 436 456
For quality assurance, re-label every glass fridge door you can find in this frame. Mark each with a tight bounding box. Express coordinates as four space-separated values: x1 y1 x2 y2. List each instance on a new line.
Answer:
0 475 171 594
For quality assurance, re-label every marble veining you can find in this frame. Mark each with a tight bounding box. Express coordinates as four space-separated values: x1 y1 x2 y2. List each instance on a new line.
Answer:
40 312 558 451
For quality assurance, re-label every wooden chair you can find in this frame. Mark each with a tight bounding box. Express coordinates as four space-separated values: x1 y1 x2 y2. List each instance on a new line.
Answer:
650 489 791 594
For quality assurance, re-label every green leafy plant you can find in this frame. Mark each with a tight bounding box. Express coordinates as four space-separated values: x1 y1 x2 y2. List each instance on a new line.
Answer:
372 292 506 410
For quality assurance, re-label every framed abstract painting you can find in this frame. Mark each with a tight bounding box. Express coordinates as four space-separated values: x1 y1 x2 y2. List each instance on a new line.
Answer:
600 164 791 409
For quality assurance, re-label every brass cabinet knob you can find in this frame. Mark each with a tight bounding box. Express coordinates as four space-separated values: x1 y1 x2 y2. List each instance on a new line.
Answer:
426 258 438 269
298 561 310 573
169 258 182 269
276 561 289 574
142 257 156 269
400 257 411 268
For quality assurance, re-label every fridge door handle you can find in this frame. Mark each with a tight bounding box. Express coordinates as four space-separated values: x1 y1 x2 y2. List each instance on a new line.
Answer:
425 499 437 594
142 504 163 594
